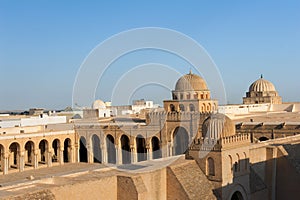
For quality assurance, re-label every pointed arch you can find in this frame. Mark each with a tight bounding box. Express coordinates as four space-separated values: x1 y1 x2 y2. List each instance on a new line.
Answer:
151 136 161 159
120 135 131 164
79 136 88 162
106 134 116 164
92 134 102 163
173 127 189 155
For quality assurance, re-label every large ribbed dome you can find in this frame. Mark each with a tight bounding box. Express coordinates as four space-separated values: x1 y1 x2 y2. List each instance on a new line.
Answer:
202 113 236 139
249 76 276 92
175 71 208 91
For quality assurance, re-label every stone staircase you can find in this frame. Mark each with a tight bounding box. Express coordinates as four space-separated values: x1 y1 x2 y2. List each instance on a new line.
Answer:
168 160 216 200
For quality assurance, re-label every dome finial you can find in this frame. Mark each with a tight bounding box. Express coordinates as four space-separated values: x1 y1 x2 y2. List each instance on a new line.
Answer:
261 74 263 79
189 68 192 74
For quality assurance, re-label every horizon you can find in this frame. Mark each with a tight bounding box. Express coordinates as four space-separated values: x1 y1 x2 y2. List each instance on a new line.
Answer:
1 1 300 110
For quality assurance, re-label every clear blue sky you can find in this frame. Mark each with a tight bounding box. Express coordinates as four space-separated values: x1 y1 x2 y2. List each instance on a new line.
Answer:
0 1 299 110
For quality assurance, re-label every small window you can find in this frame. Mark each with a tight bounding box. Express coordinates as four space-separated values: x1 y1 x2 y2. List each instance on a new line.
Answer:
207 157 215 176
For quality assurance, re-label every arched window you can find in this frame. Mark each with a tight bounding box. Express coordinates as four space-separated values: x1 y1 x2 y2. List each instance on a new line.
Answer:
189 104 195 112
231 191 244 200
187 93 190 99
179 104 185 111
193 93 198 99
207 157 215 176
170 104 175 112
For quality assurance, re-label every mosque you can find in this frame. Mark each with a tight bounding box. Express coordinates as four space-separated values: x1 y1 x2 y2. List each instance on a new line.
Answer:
0 71 300 199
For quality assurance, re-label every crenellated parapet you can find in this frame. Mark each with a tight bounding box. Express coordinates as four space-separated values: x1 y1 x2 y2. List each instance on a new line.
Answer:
221 133 251 149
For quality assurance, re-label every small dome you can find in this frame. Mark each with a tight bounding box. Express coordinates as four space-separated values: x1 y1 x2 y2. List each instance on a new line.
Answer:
175 71 208 91
202 113 235 139
249 76 276 92
92 100 106 109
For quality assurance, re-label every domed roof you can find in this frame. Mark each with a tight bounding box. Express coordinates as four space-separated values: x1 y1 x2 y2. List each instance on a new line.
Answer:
92 99 106 109
175 71 208 91
249 75 276 92
202 113 235 139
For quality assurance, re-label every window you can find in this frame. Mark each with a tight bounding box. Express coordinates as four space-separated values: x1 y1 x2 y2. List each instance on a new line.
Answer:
179 104 185 111
207 157 215 176
170 104 175 112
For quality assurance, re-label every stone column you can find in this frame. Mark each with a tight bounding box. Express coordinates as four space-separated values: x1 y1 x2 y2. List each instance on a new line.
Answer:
59 148 64 165
33 150 39 169
19 151 25 172
131 147 136 163
101 144 107 164
47 149 53 167
88 145 94 163
69 145 75 163
147 147 151 160
1 152 9 175
3 155 9 175
116 145 122 165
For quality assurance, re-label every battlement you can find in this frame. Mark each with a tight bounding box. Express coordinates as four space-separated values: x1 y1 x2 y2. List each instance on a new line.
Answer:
147 111 211 123
221 133 251 148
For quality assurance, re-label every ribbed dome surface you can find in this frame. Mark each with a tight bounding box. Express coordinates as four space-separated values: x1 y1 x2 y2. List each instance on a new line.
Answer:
175 72 208 91
202 113 236 139
249 77 276 92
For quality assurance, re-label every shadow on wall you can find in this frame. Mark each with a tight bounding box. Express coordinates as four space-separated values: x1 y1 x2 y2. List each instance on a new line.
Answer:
211 143 300 200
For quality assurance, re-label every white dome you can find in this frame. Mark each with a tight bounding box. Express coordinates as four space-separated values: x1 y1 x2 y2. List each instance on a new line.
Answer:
92 100 106 109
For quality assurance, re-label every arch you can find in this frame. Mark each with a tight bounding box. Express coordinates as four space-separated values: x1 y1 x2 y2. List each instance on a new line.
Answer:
64 138 72 163
136 135 147 162
120 135 131 164
79 136 88 162
52 139 60 163
207 157 215 176
106 134 116 164
151 136 161 159
231 191 244 200
193 93 198 99
9 142 20 169
25 141 35 166
173 127 189 155
179 104 185 112
170 104 175 112
92 134 102 163
189 104 195 112
258 136 269 142
207 103 211 111
202 103 206 112
186 93 190 99
38 139 48 164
